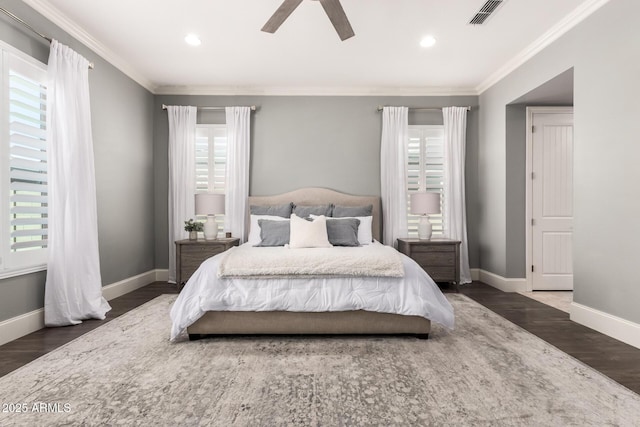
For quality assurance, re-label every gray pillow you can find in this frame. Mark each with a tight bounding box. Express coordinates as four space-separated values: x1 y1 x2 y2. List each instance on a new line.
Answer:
250 203 293 218
256 219 290 247
326 218 360 246
292 204 332 217
332 204 373 218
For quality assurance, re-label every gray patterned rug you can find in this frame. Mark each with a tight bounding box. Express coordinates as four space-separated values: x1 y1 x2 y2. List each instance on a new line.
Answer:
0 294 639 426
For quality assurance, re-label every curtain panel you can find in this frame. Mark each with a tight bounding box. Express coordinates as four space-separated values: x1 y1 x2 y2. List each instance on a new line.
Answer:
44 40 111 326
443 106 471 284
380 106 409 247
224 107 251 243
167 106 197 284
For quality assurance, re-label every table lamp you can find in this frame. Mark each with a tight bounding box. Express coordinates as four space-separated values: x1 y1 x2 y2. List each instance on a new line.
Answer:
195 193 225 240
410 192 441 240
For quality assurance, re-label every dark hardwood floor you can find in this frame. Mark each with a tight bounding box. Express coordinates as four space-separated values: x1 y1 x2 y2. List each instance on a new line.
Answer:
1 281 639 395
0 281 177 378
456 283 640 394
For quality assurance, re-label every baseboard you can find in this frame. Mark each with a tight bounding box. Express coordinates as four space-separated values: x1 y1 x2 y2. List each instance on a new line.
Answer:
477 269 527 292
0 307 45 347
570 302 640 350
0 268 167 346
469 268 480 281
101 270 159 300
155 269 169 282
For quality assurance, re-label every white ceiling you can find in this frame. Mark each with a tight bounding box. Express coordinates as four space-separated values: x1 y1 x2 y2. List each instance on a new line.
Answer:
23 0 605 95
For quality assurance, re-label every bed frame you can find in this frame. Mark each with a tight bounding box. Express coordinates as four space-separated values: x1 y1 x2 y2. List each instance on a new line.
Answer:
187 187 431 340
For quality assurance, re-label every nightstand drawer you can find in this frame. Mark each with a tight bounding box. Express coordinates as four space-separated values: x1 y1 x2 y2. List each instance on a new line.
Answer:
411 244 455 253
182 244 226 258
176 238 240 291
426 267 456 282
180 253 215 272
412 252 455 267
397 238 461 291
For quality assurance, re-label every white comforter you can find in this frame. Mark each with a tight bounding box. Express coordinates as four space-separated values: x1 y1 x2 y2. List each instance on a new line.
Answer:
170 244 455 341
218 241 404 278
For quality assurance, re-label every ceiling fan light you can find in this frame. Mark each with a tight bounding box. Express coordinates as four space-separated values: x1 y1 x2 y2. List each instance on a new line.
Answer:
185 33 202 46
420 35 437 48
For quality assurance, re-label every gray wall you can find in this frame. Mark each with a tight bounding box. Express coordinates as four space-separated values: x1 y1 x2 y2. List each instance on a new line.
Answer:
478 0 640 323
0 0 155 322
154 95 479 270
504 104 527 278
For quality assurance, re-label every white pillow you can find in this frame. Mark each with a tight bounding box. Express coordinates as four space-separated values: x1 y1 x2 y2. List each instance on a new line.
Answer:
248 215 289 246
310 214 373 245
289 214 332 249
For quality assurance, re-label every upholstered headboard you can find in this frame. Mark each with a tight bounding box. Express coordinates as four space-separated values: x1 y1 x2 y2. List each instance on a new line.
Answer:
248 188 382 242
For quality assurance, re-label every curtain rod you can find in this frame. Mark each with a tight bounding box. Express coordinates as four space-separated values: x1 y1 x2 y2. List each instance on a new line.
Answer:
162 104 257 111
0 7 94 69
376 105 472 112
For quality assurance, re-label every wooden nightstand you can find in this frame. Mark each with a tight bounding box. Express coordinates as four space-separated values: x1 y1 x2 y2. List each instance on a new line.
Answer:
397 238 461 291
175 238 240 291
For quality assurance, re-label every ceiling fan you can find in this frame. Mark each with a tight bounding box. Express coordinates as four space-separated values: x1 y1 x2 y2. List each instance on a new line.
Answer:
261 0 355 41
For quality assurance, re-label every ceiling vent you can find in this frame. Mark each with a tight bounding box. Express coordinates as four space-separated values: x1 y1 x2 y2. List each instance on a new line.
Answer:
468 0 504 25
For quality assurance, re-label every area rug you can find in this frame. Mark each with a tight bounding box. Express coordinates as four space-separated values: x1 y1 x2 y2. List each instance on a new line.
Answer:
0 295 638 426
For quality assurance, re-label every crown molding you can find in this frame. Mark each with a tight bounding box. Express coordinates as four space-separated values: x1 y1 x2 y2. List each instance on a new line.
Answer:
154 85 478 97
475 0 611 94
20 0 156 93
18 0 475 97
20 0 610 98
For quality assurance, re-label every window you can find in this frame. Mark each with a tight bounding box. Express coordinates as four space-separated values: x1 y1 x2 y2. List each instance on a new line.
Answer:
195 124 227 234
407 125 445 238
0 45 48 278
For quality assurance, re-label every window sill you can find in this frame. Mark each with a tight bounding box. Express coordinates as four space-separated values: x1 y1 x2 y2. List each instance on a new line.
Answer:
0 264 47 280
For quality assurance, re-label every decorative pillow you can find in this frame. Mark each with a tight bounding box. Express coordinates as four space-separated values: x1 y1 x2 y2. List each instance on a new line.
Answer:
325 218 360 246
292 204 333 217
248 215 289 245
289 214 332 249
332 204 373 218
311 214 373 245
257 219 290 247
250 203 293 218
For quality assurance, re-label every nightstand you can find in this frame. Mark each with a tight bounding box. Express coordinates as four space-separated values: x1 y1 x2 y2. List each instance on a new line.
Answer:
175 238 240 291
397 238 461 291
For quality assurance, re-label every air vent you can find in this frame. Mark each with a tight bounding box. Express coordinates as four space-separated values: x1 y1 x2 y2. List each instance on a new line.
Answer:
469 0 504 25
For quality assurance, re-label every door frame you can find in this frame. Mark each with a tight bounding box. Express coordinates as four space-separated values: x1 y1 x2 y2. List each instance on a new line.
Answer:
525 106 574 292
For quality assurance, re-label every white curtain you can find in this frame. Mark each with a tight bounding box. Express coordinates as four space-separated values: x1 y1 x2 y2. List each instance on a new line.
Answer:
44 40 111 326
224 107 251 242
443 107 471 284
167 106 197 284
380 106 409 247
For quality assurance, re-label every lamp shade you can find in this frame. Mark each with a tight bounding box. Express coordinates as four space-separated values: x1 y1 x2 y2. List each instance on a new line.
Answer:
410 192 441 215
195 193 225 215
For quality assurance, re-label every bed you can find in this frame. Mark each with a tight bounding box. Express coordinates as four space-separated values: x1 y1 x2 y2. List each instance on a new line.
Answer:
170 188 454 341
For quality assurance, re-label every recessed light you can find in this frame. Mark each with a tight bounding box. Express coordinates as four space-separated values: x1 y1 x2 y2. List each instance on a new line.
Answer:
185 34 202 46
420 35 436 48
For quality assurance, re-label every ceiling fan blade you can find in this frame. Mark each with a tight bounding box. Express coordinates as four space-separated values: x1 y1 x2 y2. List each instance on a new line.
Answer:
318 0 355 41
261 0 304 33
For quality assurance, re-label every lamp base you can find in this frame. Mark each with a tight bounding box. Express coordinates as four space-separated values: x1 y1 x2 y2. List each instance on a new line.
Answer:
203 215 219 240
418 215 432 240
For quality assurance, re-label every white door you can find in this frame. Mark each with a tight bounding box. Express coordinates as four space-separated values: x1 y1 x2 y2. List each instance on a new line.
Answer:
531 109 574 290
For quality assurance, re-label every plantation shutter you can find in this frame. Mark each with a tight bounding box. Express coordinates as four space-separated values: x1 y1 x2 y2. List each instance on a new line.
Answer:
195 124 227 232
195 128 209 192
406 126 445 237
211 126 227 193
407 129 422 236
8 56 48 252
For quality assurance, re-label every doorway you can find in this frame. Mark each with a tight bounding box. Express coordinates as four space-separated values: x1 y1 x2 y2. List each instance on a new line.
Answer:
526 107 574 291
